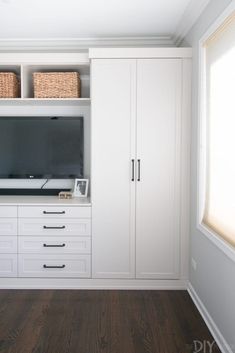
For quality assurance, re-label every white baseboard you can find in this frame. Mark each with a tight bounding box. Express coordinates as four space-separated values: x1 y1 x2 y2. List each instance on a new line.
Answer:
188 283 233 353
0 278 188 290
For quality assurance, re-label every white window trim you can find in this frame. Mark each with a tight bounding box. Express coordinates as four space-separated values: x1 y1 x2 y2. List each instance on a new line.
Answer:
197 0 235 262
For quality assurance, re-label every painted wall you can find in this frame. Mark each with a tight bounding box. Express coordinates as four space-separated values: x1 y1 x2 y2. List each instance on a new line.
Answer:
182 0 235 351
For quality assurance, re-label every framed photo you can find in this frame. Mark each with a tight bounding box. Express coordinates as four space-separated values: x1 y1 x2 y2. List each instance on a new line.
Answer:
73 179 89 198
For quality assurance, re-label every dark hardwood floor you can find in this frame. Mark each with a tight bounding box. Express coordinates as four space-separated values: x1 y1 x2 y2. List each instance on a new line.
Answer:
0 290 220 353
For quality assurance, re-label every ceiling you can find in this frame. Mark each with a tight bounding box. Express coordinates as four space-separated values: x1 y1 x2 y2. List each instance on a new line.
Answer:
0 0 207 43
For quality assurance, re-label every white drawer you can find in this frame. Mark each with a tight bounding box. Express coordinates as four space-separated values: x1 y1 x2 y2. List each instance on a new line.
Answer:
0 206 17 218
0 254 17 277
18 218 91 236
0 219 17 236
18 254 91 278
0 236 17 253
18 206 91 219
19 236 91 254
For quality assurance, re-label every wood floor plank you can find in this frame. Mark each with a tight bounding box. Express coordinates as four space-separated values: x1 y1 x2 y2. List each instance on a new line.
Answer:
0 290 221 353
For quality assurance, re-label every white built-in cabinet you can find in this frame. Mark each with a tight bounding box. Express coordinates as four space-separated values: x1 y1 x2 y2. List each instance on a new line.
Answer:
0 48 191 288
91 49 191 280
0 206 18 277
0 199 92 278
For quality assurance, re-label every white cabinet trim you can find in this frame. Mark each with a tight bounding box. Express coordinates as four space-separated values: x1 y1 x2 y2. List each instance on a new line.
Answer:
89 48 192 59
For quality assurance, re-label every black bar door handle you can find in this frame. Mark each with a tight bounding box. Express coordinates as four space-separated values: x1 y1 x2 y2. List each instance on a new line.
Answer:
43 243 66 247
43 225 65 229
131 159 135 181
137 159 141 181
43 264 65 269
43 211 65 215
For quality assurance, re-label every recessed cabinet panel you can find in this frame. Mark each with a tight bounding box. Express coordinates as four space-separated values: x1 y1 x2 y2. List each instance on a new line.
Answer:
91 59 136 278
18 218 91 236
136 59 181 279
18 206 91 219
0 236 17 253
0 219 17 236
19 236 91 254
0 206 17 218
0 254 17 277
18 254 91 278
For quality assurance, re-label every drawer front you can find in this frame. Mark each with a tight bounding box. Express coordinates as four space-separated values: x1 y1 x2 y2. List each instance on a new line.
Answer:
0 206 17 218
0 219 17 236
0 254 17 277
18 254 91 278
19 236 91 254
18 206 91 219
0 236 17 253
18 218 91 236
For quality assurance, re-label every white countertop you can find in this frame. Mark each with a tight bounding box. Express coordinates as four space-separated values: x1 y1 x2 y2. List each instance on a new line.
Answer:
0 196 91 206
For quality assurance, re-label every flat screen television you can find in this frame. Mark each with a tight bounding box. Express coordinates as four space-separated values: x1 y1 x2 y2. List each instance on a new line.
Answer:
0 116 84 179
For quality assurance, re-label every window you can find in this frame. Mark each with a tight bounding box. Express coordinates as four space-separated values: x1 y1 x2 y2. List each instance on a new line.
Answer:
200 11 235 248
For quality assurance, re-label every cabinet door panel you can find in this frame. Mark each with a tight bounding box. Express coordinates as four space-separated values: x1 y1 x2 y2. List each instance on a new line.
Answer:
0 219 17 236
18 254 91 278
0 236 17 253
19 236 91 254
18 206 91 219
0 206 17 218
91 59 136 278
136 59 182 279
18 218 91 236
0 254 17 277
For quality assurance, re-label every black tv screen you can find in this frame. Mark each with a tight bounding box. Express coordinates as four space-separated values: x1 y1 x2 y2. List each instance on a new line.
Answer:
0 116 83 179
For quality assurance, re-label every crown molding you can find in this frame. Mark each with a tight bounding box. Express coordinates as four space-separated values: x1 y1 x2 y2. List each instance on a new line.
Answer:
174 0 211 46
0 36 175 52
89 47 192 59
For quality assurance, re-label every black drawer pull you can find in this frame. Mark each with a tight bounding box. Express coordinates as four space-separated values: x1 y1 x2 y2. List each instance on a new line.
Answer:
43 264 65 269
43 225 65 229
43 211 65 214
43 243 65 248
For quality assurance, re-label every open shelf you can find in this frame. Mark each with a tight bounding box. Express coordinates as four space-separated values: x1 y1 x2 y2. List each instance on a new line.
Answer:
22 64 90 99
0 97 91 106
0 62 90 101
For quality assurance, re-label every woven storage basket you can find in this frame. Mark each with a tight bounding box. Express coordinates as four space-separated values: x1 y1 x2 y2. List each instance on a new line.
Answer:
0 72 19 98
33 72 81 98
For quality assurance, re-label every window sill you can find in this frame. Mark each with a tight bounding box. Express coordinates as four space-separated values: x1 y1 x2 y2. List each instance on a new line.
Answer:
197 223 235 263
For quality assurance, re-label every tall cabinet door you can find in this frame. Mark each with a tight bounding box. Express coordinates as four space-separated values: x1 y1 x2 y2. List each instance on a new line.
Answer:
136 59 182 279
91 59 136 278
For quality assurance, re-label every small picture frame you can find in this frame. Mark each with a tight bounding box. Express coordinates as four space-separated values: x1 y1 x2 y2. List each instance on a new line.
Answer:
73 179 89 198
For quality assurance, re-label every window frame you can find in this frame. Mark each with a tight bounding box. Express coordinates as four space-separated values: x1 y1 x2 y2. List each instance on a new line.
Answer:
197 0 235 262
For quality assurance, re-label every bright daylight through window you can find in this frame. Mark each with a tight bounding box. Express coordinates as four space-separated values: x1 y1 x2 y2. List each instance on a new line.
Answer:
202 12 235 247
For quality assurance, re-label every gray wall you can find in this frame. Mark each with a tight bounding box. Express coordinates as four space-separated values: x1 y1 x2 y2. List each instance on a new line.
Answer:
182 0 235 351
